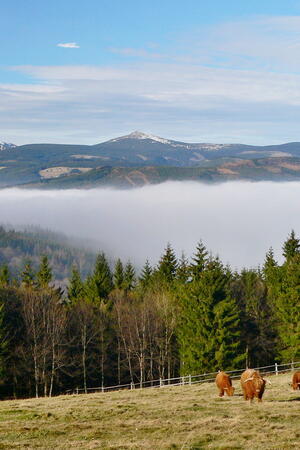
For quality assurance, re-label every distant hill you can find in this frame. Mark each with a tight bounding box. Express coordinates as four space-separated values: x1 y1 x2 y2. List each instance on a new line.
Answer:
0 226 96 282
22 157 300 189
2 131 300 187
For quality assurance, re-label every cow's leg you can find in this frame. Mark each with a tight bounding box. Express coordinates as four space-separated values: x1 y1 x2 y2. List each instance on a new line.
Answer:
219 389 224 397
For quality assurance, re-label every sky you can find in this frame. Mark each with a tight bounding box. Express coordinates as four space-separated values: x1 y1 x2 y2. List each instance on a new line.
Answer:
0 182 298 270
2 1 300 144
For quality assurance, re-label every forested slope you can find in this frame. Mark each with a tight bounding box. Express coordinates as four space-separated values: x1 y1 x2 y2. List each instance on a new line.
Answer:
0 226 96 281
0 232 299 399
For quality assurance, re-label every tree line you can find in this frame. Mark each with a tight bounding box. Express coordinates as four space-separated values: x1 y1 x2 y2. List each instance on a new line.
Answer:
0 231 299 399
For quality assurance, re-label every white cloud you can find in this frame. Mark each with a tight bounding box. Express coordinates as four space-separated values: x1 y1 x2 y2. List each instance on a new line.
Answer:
57 42 80 49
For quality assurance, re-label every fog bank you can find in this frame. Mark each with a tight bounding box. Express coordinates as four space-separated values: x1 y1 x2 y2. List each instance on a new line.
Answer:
0 182 299 269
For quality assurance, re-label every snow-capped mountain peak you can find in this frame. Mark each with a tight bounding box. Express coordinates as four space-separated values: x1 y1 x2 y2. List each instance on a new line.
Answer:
0 141 16 151
110 131 173 145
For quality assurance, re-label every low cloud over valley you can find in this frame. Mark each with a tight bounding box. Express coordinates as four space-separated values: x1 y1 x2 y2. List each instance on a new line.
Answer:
0 181 299 269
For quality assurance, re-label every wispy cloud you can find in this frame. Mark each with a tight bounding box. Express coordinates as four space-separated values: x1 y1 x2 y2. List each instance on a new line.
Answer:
57 42 80 49
3 15 300 144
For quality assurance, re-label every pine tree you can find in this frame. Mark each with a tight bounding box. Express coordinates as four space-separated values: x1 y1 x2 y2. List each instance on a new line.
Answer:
190 241 208 281
21 261 35 288
282 230 300 262
37 255 52 288
139 259 152 288
113 259 124 289
0 265 10 287
68 265 85 303
123 261 136 291
157 243 178 283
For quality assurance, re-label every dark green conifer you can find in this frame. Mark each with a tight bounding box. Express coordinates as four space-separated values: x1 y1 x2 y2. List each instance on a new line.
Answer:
21 261 35 288
37 255 52 288
157 243 178 283
190 241 208 281
68 265 84 302
123 261 136 291
282 230 300 262
176 252 190 283
86 253 113 301
139 260 152 289
113 259 124 289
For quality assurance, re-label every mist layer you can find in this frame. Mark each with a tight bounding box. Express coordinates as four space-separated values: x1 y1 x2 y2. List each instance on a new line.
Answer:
0 182 299 269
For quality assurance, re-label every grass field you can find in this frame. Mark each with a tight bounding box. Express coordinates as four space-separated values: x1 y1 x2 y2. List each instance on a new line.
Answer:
0 372 299 449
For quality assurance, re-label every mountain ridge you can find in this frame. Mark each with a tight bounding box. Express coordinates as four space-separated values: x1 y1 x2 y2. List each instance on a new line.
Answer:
1 131 300 188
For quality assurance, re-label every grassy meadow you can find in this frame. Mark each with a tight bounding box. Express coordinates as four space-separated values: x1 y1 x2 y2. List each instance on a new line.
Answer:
0 372 299 449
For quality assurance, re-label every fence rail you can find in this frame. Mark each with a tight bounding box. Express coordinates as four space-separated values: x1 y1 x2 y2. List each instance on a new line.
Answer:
65 361 300 395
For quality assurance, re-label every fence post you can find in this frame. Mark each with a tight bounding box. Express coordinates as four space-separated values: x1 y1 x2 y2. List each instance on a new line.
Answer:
76 387 79 395
275 362 278 376
291 361 294 371
131 382 134 390
189 375 192 386
181 376 184 385
160 378 163 387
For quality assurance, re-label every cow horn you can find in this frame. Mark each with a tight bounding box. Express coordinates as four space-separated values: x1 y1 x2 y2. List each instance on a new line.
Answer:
243 377 254 382
263 378 272 385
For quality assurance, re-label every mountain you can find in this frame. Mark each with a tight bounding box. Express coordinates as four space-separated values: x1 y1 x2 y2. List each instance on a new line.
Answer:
0 141 16 151
1 131 300 187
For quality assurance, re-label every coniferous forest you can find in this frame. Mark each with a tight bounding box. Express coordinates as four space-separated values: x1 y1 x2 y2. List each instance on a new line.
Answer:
0 231 299 399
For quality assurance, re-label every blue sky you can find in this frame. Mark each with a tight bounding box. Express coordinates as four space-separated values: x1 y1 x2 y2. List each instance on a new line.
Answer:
2 0 300 144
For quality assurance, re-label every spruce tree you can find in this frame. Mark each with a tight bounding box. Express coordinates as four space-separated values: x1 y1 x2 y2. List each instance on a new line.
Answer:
177 252 190 283
213 296 245 369
178 257 239 374
68 265 84 303
113 259 124 289
21 261 35 288
282 230 300 262
275 254 300 362
139 259 152 288
190 241 208 281
157 243 178 283
123 261 136 291
37 255 52 288
86 253 113 302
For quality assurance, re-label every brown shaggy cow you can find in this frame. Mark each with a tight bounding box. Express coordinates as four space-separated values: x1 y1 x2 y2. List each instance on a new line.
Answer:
240 369 269 402
215 371 235 397
292 371 300 390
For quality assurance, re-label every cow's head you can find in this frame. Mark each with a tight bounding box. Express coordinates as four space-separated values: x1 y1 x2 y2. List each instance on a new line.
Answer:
227 385 235 396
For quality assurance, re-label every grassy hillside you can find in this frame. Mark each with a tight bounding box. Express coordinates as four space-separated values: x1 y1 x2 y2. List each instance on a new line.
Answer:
0 372 298 449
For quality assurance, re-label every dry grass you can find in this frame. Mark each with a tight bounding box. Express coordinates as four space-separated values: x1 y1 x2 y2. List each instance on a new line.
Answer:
0 372 299 449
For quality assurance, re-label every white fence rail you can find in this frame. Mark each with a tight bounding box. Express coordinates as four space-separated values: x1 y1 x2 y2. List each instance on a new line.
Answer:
65 361 300 395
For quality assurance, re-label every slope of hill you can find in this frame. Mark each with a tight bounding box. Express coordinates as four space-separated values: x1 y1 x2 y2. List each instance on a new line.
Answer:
21 157 300 189
0 372 298 449
2 131 300 187
0 226 96 282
